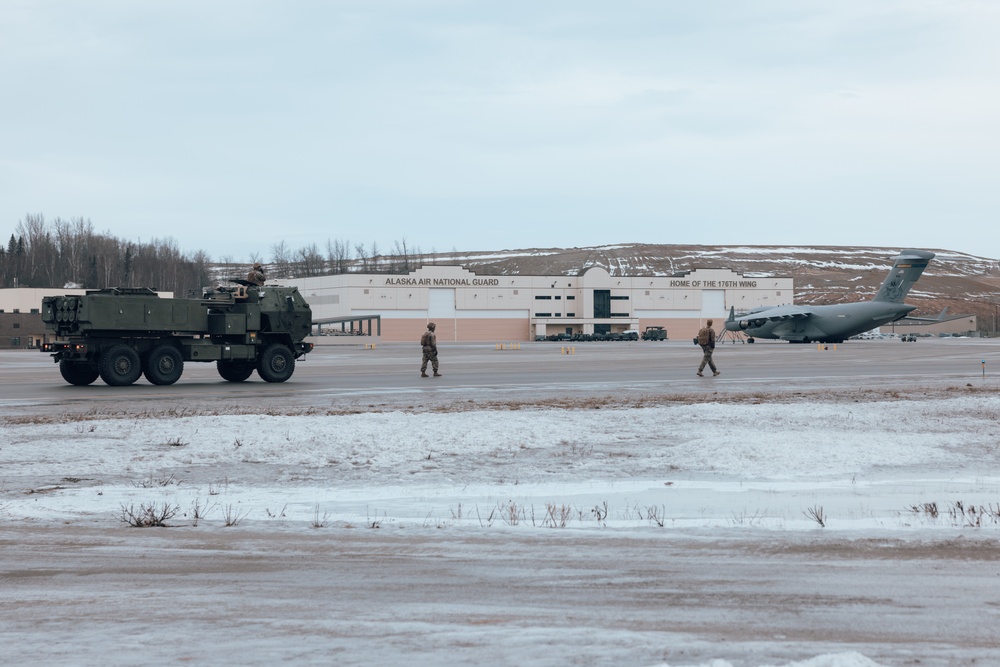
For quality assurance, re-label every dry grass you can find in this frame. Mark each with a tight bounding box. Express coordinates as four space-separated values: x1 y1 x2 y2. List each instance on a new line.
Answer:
804 505 827 527
5 384 994 427
119 502 179 527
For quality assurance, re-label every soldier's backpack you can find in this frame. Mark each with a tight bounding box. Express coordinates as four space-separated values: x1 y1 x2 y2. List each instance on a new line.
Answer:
420 332 431 347
697 327 711 346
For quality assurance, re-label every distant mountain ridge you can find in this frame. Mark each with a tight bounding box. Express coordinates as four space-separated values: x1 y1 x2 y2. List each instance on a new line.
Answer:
431 244 999 330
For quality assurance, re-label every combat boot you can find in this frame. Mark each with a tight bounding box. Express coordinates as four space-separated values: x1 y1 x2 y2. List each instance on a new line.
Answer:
421 372 428 377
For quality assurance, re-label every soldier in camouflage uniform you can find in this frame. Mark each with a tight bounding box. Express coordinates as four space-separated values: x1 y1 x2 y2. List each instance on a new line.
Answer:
696 319 720 377
247 262 266 286
420 322 441 377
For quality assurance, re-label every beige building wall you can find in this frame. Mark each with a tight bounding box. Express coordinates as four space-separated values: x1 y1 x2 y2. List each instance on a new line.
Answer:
284 265 792 343
0 288 88 313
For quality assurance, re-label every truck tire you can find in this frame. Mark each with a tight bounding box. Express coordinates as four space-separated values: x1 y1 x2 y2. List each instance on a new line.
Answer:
143 344 184 385
257 343 295 383
100 344 142 386
217 360 255 382
59 360 100 386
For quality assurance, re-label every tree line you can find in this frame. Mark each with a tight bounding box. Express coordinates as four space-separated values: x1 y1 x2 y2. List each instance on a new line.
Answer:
1 215 213 296
1 214 438 295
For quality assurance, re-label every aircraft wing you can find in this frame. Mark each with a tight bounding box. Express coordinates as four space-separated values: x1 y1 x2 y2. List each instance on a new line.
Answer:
737 304 814 322
898 307 948 324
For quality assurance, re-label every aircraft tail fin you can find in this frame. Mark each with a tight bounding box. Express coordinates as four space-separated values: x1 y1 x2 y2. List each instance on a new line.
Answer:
727 306 736 323
872 250 935 303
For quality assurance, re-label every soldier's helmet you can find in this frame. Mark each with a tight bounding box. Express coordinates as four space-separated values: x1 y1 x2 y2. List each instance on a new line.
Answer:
707 319 714 326
428 322 436 330
253 262 262 269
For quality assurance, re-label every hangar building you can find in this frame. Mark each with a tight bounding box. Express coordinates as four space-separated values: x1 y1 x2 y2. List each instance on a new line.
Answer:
282 265 794 343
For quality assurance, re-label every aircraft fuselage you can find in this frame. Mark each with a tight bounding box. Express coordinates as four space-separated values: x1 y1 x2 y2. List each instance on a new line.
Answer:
730 301 916 343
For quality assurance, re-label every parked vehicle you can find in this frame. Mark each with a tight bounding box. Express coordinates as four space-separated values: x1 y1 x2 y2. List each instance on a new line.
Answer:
641 326 668 341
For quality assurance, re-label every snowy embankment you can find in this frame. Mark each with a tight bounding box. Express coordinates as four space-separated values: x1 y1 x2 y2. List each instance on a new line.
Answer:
4 392 999 533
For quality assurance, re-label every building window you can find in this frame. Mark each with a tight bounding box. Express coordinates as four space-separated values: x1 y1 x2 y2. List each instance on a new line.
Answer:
611 313 630 317
12 323 20 329
534 312 552 317
534 295 552 300
13 309 20 313
610 296 629 301
30 308 39 314
9 338 20 347
566 313 575 317
555 295 561 300
566 296 575 300
554 313 561 317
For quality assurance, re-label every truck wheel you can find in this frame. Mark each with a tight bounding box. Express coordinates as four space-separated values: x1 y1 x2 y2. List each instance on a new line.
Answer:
100 344 142 386
257 344 295 383
143 345 184 385
217 360 255 382
59 360 100 386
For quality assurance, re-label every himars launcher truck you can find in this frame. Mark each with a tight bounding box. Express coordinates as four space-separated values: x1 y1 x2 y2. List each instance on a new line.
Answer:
40 281 314 386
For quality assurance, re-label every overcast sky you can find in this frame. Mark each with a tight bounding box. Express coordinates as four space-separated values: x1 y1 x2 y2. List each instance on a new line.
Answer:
2 1 998 262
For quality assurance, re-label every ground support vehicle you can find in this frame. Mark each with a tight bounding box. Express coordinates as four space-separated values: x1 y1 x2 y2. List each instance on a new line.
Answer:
642 326 668 341
40 281 314 386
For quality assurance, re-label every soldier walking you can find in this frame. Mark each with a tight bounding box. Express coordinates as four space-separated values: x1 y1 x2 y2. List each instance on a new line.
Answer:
420 322 441 377
696 319 720 377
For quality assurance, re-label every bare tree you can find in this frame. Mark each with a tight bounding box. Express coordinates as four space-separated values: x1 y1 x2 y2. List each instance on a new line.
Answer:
391 237 411 274
270 240 291 278
326 238 353 274
354 243 369 272
295 243 325 276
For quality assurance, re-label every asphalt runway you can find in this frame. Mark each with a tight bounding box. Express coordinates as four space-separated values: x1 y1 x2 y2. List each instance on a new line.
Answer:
2 337 997 416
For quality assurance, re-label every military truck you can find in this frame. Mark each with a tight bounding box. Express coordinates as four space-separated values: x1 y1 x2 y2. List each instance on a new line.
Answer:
40 280 314 386
642 326 668 341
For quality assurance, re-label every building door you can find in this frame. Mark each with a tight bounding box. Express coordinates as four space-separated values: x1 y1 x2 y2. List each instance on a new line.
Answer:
593 290 610 318
428 289 456 340
702 290 725 319
593 289 611 334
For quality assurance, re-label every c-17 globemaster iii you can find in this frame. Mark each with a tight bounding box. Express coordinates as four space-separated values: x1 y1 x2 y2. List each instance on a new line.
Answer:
725 249 940 344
